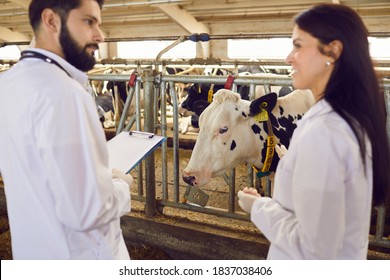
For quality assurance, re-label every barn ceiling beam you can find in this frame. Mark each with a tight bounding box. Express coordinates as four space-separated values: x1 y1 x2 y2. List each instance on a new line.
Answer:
0 26 30 42
156 4 210 58
7 0 29 10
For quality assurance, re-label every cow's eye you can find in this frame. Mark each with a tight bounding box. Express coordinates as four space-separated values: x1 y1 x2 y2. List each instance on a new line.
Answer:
219 126 228 134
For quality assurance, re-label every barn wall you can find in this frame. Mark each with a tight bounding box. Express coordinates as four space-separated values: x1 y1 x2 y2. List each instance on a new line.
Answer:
361 16 390 33
102 15 390 40
97 14 390 60
210 40 227 60
108 25 188 38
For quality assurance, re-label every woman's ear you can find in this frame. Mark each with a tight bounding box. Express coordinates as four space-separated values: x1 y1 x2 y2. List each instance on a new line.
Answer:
324 40 343 62
330 40 343 60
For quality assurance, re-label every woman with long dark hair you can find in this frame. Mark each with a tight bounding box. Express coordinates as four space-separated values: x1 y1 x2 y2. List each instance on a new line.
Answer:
238 3 390 259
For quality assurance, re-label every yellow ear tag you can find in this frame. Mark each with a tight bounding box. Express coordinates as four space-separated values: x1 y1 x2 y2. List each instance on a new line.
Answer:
208 89 213 103
254 109 269 122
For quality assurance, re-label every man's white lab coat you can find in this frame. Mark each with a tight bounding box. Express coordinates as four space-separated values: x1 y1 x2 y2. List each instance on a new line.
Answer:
0 49 131 259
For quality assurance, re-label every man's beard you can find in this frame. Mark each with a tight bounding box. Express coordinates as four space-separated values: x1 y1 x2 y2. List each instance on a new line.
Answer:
59 23 99 72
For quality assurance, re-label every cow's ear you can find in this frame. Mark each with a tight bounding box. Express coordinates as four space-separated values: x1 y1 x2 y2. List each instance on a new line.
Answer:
249 92 277 115
193 100 210 116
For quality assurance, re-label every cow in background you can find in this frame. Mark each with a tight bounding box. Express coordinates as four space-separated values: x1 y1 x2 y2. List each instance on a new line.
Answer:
93 77 141 129
92 80 127 128
178 82 251 134
182 88 314 187
237 65 292 99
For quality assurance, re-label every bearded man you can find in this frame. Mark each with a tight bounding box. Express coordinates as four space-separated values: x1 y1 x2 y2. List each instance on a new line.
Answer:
0 0 132 260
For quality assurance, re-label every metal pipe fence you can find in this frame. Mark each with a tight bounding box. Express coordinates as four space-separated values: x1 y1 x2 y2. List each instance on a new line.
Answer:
89 71 390 250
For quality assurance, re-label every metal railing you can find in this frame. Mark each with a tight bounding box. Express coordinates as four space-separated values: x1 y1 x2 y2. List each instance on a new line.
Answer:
89 71 390 250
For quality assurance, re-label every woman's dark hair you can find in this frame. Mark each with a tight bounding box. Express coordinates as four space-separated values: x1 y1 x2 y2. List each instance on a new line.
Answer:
295 3 390 206
29 0 104 31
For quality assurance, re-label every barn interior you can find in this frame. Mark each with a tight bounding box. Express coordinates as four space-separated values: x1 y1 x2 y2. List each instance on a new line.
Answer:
1 0 390 260
1 0 390 57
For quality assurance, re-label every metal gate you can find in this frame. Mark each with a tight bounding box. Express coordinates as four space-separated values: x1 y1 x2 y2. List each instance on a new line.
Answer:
89 69 390 251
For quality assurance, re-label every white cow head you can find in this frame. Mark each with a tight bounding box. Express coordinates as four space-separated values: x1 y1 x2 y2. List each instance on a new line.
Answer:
182 88 314 187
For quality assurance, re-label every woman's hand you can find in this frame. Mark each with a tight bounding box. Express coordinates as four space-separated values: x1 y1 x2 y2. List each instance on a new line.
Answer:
275 144 287 158
237 187 261 213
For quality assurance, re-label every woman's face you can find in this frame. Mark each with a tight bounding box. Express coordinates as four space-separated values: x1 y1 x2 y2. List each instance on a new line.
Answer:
286 26 334 101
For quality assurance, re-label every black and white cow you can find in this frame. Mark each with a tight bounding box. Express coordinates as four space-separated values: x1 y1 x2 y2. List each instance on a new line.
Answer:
178 74 293 134
182 88 314 187
179 82 249 128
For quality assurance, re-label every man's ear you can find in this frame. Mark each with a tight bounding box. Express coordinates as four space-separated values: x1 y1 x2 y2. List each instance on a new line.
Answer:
41 8 61 33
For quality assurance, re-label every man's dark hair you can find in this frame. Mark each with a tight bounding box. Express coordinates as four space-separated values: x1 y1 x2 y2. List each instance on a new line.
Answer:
29 0 104 31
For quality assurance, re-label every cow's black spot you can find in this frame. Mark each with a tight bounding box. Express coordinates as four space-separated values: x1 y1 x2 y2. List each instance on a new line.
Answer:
258 112 298 172
230 140 236 151
268 114 297 155
253 109 306 173
279 106 284 115
251 124 261 134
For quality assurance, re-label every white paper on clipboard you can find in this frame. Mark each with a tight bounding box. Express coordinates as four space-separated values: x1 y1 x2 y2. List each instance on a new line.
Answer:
107 131 166 173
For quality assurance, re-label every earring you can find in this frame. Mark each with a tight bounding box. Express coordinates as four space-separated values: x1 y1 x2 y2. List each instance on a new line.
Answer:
325 61 331 66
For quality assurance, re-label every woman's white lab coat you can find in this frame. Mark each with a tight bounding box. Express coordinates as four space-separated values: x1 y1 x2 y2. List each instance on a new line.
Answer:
251 99 373 259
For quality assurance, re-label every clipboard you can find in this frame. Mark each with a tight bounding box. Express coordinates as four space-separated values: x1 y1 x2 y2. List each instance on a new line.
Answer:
107 130 166 173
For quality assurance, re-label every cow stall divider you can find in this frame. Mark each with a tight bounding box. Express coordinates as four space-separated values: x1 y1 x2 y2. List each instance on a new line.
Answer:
88 70 390 254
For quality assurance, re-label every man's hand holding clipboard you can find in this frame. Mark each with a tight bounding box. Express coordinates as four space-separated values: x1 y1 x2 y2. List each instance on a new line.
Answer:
107 130 166 174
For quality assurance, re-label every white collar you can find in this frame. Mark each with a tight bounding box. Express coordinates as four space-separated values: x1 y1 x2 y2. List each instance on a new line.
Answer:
297 98 333 126
26 48 89 87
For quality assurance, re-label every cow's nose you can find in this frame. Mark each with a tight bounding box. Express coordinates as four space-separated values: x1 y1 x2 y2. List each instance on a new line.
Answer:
182 175 196 186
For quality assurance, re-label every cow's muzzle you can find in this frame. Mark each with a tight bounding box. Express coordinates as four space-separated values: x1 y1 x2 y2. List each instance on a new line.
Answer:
182 175 196 186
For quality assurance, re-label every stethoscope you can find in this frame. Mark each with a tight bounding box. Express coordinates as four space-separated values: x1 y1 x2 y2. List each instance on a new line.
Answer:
19 50 71 77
